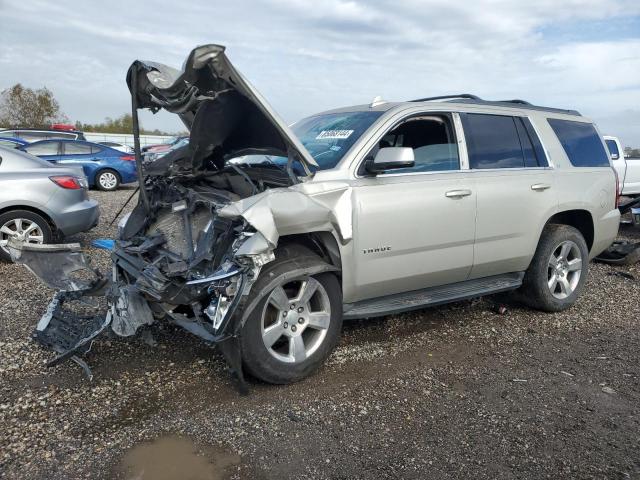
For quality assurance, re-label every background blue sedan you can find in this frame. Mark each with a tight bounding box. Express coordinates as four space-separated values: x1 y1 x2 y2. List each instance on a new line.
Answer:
21 139 137 191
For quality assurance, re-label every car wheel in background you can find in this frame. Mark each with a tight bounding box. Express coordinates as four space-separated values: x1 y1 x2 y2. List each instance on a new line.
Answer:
519 224 589 312
0 210 53 262
96 169 120 191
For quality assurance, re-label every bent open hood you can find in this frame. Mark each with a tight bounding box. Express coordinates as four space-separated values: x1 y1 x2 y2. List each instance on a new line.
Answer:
127 44 318 172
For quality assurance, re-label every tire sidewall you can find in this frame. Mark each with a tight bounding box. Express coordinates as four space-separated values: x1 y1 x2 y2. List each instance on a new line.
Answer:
526 225 589 311
240 271 342 384
0 210 53 262
96 169 120 191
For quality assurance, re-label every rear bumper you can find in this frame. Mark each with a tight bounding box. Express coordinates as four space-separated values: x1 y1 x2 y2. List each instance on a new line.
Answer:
52 199 100 236
591 208 621 259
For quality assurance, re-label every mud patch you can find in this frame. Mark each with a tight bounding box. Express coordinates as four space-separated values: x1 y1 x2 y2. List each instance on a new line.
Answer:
118 435 240 480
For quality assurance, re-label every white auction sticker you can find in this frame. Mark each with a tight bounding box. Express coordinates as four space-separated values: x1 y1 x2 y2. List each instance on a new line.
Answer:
315 130 354 140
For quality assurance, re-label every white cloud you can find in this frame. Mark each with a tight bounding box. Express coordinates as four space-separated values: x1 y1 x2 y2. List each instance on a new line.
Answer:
0 0 639 145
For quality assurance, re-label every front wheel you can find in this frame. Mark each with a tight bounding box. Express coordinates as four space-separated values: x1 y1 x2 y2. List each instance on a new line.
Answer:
241 267 342 384
520 224 589 312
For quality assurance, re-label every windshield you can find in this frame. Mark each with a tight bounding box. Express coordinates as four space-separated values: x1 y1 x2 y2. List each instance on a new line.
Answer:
238 110 383 173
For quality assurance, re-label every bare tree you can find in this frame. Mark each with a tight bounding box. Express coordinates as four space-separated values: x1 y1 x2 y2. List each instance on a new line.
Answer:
0 84 65 128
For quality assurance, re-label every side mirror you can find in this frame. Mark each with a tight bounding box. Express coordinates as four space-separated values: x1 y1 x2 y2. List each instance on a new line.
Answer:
611 153 619 160
365 147 415 174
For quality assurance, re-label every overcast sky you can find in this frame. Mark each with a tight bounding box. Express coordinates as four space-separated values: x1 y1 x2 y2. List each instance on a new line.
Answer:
1 0 639 146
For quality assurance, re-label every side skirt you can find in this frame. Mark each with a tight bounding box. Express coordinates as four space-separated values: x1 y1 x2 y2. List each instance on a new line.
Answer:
343 272 524 320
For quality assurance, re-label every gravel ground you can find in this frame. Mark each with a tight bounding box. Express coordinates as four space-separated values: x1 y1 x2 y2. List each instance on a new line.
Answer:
1 187 639 479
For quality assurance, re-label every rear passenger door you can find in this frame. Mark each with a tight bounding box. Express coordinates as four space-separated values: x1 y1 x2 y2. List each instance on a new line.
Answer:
461 113 558 279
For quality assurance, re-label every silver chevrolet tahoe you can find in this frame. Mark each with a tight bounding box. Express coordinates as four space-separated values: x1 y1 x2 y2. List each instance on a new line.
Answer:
10 45 620 390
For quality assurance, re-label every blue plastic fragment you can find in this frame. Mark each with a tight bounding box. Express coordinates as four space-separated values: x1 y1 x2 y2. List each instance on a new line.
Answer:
92 239 115 250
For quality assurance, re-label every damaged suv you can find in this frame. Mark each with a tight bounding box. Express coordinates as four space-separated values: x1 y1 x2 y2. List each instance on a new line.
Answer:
10 45 620 389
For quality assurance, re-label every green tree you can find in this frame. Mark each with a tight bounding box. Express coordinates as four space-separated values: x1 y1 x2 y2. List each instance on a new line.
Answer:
76 114 182 136
0 84 66 128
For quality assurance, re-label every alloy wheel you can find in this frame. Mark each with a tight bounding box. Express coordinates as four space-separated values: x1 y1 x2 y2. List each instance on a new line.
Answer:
0 218 45 253
547 240 582 299
261 277 331 364
99 172 118 190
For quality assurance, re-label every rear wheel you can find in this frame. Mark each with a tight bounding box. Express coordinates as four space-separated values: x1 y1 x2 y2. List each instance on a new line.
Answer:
95 169 120 191
240 250 342 384
0 210 53 262
520 224 588 312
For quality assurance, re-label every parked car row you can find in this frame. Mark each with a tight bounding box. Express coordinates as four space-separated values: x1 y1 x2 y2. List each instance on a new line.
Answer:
19 139 137 191
0 146 99 261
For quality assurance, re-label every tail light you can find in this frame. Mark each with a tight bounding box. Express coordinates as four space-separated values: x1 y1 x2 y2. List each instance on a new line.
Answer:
50 175 82 190
120 155 136 161
613 167 620 208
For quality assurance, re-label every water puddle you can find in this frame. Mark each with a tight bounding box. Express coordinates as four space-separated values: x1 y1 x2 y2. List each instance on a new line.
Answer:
119 435 241 480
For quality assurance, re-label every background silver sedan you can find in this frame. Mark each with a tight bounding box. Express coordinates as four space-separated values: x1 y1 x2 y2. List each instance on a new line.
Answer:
0 146 99 261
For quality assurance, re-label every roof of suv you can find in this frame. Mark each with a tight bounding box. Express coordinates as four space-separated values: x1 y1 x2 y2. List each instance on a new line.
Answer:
316 94 582 118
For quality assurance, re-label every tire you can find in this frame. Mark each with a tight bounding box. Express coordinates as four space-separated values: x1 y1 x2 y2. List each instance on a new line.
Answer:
240 249 342 384
520 224 589 312
0 210 54 262
95 169 120 191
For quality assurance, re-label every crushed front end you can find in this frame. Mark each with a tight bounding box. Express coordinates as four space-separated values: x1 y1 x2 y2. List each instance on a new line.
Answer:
8 43 322 392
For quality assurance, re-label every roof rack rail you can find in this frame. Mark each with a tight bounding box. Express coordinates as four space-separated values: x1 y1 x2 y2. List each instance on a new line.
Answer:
499 99 532 105
410 94 481 102
409 94 580 116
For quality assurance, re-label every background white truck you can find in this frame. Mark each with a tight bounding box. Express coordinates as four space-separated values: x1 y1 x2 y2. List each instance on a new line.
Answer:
605 135 640 196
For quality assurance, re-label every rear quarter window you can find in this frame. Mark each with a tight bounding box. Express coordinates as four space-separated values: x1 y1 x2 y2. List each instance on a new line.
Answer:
547 119 610 167
605 139 619 158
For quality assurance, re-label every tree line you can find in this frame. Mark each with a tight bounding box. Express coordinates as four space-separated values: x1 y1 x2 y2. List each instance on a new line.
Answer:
0 83 180 135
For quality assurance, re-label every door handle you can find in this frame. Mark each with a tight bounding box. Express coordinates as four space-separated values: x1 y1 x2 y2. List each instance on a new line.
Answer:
445 189 472 198
531 183 551 191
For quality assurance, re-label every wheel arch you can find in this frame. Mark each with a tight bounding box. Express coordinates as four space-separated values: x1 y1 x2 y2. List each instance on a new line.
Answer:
544 209 594 252
0 205 58 234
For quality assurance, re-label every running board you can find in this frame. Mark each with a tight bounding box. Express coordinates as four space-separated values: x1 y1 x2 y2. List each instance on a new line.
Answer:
343 272 524 320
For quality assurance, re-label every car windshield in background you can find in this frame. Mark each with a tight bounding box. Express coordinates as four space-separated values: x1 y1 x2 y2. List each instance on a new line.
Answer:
239 111 383 173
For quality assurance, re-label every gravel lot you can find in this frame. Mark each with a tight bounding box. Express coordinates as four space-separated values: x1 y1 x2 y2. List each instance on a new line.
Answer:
1 187 639 479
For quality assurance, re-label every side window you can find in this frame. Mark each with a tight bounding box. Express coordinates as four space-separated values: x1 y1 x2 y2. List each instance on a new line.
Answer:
18 131 48 142
367 114 460 174
605 139 619 158
90 145 103 154
63 142 92 155
0 140 20 149
47 132 75 140
547 119 609 167
24 141 60 156
462 114 525 169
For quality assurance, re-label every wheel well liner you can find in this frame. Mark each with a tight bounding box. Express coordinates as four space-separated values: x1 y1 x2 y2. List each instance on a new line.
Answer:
545 209 594 251
277 232 342 273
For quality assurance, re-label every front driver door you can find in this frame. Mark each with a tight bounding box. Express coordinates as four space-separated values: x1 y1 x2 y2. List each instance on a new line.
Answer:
349 113 476 302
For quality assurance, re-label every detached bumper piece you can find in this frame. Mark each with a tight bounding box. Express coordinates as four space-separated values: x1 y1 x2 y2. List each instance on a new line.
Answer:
8 241 111 380
595 241 640 266
34 292 111 380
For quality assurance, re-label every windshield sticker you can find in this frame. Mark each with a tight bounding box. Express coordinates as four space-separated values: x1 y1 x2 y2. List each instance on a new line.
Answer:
316 130 354 140
330 145 342 152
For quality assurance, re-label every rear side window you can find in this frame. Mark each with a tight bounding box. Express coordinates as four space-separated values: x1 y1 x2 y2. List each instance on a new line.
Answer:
63 142 92 155
18 131 48 142
24 141 60 156
605 139 619 158
462 113 547 169
47 132 76 140
548 119 610 167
